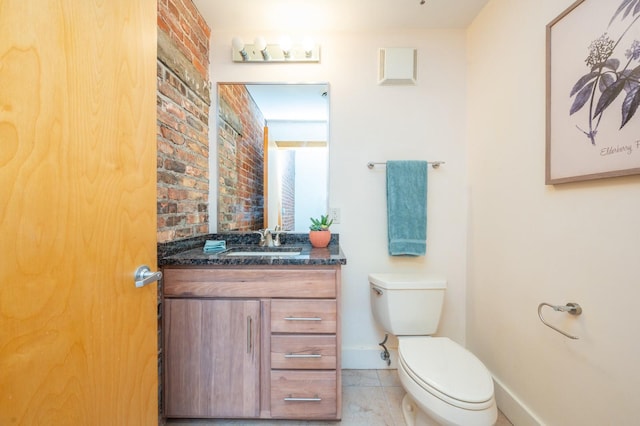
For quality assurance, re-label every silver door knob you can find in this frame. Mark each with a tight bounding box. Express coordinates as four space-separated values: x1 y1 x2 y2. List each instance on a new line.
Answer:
134 265 162 288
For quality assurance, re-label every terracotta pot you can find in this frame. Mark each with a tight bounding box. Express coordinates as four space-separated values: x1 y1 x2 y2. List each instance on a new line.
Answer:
309 230 331 248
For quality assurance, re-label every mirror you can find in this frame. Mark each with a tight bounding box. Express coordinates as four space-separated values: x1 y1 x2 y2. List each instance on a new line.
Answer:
216 83 329 233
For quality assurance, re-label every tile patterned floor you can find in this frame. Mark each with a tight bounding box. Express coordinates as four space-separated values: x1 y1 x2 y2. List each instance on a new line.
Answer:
166 369 513 426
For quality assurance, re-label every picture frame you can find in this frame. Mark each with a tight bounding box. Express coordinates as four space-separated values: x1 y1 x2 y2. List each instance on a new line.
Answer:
546 0 640 184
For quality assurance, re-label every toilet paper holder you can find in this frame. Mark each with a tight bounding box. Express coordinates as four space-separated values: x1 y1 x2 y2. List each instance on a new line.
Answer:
538 302 582 340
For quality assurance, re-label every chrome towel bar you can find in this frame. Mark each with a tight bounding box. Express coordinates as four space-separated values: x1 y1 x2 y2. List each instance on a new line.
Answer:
367 160 445 169
538 302 582 340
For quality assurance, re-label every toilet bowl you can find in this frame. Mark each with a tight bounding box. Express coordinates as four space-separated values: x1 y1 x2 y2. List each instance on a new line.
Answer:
369 273 497 426
397 336 497 426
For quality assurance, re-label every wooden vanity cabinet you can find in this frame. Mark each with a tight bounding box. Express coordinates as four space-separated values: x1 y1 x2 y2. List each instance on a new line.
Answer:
163 298 260 418
162 266 341 421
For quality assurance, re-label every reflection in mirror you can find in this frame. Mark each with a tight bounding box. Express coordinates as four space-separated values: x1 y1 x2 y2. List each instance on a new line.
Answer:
217 83 329 233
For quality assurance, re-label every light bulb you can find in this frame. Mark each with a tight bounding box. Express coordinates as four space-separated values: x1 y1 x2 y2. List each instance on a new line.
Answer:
254 36 267 52
231 36 244 51
303 36 315 57
280 35 292 57
231 36 248 61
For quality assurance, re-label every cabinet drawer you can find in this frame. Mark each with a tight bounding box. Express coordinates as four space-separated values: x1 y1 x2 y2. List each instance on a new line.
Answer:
163 268 337 298
271 335 336 370
270 370 337 419
271 300 336 333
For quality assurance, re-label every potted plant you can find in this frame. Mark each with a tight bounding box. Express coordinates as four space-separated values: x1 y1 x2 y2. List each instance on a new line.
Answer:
309 214 333 248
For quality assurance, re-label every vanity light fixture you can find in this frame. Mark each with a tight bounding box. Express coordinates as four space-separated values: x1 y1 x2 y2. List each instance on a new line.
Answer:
231 35 320 63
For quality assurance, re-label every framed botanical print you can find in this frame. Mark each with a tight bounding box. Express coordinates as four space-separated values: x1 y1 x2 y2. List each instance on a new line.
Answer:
546 0 640 184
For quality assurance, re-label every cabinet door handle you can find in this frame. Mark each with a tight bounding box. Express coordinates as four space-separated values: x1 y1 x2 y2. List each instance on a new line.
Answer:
284 353 322 358
247 316 252 354
284 395 322 402
284 317 322 321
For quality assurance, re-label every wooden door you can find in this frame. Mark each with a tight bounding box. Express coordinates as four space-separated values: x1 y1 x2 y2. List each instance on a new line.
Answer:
0 0 158 424
164 299 261 418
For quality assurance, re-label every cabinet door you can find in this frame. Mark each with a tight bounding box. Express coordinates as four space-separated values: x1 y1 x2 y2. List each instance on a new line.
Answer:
164 299 260 418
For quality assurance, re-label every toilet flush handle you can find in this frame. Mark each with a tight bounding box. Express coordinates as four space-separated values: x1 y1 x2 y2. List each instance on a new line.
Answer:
371 286 383 296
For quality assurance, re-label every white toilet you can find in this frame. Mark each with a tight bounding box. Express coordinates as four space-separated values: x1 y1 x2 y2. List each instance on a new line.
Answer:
369 273 497 426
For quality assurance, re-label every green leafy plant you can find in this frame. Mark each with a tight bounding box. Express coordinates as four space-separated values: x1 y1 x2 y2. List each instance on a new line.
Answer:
309 214 333 231
569 0 640 145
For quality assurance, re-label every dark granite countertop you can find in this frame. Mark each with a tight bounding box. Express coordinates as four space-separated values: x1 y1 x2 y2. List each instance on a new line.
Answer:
158 233 347 266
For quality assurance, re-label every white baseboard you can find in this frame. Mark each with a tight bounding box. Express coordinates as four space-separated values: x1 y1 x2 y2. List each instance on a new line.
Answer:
493 375 544 426
341 346 399 369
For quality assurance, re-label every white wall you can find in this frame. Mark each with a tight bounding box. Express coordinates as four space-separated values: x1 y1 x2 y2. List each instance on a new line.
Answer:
467 1 640 424
208 29 469 367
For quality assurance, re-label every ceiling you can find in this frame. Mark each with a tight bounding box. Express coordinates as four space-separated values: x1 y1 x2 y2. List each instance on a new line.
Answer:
199 0 489 121
244 84 329 121
193 0 490 32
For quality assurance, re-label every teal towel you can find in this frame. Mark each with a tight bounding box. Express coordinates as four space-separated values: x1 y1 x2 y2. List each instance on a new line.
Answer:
386 161 427 256
203 240 226 254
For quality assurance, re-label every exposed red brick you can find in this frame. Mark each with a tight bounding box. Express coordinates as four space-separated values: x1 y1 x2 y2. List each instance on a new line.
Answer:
167 1 180 22
180 176 197 188
165 215 185 227
192 58 207 79
166 17 184 43
217 85 264 231
158 141 175 156
157 16 170 35
157 0 210 243
167 188 189 200
158 171 179 185
164 101 187 121
157 230 175 242
157 186 168 199
175 227 194 238
162 127 186 146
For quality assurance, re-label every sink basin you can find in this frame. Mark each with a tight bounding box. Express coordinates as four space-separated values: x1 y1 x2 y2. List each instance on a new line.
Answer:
222 246 302 257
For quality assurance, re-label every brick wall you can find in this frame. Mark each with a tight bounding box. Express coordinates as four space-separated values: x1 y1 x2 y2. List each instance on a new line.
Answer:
280 151 296 231
217 85 266 231
157 0 211 243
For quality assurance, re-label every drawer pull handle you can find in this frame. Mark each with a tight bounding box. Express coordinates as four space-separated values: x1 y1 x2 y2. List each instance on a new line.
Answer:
284 353 322 358
247 316 253 354
284 317 322 321
284 395 322 402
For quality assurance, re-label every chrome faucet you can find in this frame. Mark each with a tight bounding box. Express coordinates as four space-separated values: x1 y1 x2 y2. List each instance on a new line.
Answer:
254 226 285 247
253 229 273 247
272 225 284 247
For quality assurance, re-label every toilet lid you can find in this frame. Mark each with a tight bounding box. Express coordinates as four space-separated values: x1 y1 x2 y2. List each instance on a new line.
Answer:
399 337 494 407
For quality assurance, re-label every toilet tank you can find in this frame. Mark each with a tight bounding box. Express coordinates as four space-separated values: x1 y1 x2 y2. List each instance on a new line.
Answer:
369 273 446 336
